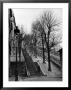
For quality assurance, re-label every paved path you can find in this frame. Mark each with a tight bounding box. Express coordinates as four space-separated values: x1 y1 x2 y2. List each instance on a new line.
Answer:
19 76 62 81
27 50 62 78
9 47 62 81
31 56 62 77
22 48 43 76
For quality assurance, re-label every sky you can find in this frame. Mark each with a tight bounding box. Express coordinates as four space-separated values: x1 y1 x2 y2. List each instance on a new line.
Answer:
13 8 62 34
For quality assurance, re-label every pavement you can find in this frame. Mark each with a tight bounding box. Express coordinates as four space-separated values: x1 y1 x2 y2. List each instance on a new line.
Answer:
27 50 62 78
9 74 62 81
19 76 62 81
9 48 62 81
31 56 62 77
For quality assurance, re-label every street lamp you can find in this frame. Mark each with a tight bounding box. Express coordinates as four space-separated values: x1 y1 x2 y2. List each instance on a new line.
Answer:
14 26 20 81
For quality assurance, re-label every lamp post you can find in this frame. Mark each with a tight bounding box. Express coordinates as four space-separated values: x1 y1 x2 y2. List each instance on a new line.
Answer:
15 35 18 81
14 26 20 81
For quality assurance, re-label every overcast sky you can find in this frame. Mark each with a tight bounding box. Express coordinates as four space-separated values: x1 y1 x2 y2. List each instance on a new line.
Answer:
13 8 62 34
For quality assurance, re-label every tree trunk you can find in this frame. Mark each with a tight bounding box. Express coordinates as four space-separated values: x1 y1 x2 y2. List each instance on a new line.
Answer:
47 31 51 71
47 44 51 71
34 34 37 58
41 33 45 63
44 31 51 71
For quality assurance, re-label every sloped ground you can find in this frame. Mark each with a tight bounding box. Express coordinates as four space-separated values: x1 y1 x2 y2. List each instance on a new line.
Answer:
31 55 62 78
9 48 62 81
22 49 62 81
9 48 44 81
9 61 44 81
22 48 44 76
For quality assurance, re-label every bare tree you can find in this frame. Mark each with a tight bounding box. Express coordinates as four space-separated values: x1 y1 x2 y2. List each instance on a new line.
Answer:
32 25 38 57
49 32 62 51
40 11 62 71
32 20 45 63
31 10 62 70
